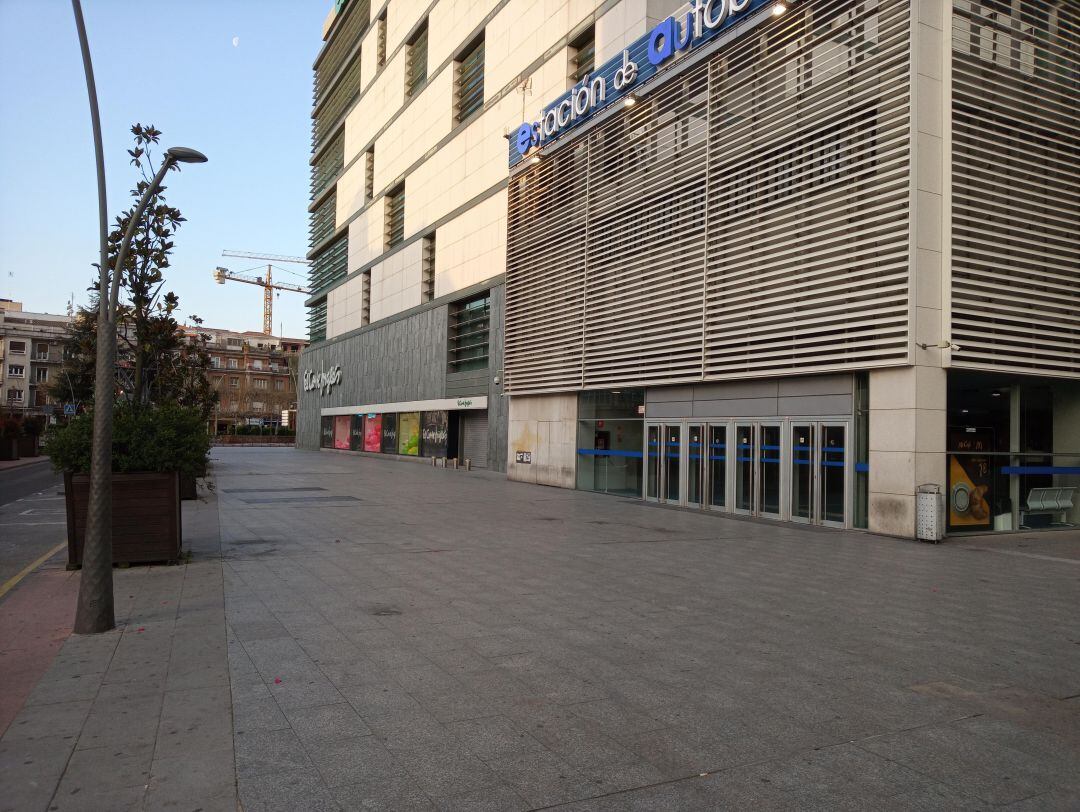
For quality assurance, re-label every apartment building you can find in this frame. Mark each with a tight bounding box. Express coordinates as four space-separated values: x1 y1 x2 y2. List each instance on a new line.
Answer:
186 326 307 431
298 0 1079 538
0 299 70 419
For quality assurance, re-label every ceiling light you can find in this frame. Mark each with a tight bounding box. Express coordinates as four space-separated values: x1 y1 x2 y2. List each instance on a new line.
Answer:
772 2 787 15
624 95 638 107
529 155 540 164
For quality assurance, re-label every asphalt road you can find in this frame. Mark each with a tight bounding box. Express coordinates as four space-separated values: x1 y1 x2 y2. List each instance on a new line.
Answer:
0 460 65 593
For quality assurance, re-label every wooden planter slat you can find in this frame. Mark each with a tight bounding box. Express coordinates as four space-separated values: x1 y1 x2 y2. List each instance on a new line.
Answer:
65 471 182 566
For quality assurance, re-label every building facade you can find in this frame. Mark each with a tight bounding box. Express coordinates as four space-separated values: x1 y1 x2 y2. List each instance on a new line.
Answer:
187 327 308 431
0 299 70 419
300 0 1079 537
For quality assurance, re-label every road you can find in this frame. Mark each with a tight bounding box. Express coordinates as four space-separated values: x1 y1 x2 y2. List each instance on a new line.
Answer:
0 459 65 593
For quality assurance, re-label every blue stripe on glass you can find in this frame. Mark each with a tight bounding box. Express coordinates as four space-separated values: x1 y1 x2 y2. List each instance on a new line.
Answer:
854 462 869 473
1002 466 1080 475
577 449 644 458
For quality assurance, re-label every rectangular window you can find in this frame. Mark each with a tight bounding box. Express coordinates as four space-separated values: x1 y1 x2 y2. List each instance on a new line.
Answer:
227 358 238 369
386 184 405 248
447 293 490 372
362 270 372 326
422 233 435 302
252 401 264 411
7 388 23 402
36 343 49 359
405 21 428 97
254 378 268 389
9 341 25 354
211 357 222 368
570 27 595 83
7 365 24 377
274 379 285 391
455 34 485 123
230 377 240 388
365 147 375 202
253 359 263 370
34 367 48 383
376 11 387 67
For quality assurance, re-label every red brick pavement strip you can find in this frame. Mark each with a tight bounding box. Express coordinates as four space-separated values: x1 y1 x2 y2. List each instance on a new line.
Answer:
0 561 79 737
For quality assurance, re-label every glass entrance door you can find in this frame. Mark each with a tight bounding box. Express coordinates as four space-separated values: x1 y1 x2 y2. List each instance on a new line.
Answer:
759 424 782 518
735 424 755 514
786 422 848 526
791 423 814 522
820 424 847 526
707 424 727 510
687 424 704 507
663 424 682 503
646 424 660 501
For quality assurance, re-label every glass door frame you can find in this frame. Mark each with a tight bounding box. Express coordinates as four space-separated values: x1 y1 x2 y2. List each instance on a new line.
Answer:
817 420 850 529
757 420 784 520
704 422 732 513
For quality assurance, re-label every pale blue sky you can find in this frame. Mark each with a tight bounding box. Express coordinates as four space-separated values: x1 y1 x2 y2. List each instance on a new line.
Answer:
0 0 330 338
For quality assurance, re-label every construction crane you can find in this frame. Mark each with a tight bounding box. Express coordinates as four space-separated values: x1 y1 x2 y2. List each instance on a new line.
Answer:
214 250 311 335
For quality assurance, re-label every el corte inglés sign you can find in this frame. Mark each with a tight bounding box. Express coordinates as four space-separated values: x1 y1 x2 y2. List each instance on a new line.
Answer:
303 365 342 395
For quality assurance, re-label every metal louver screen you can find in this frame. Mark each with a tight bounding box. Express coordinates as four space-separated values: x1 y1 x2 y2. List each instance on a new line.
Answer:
313 53 363 149
309 235 348 294
309 192 337 248
950 0 1080 376
456 39 485 121
386 189 405 247
308 300 327 343
406 25 428 97
505 0 911 395
311 131 344 201
314 0 370 105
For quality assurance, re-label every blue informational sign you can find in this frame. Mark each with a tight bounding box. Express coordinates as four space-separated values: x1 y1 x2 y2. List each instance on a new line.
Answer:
64 403 76 416
509 0 772 167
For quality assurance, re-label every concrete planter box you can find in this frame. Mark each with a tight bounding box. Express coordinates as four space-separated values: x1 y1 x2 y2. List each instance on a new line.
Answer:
65 471 182 567
0 437 17 461
180 473 197 501
16 435 39 457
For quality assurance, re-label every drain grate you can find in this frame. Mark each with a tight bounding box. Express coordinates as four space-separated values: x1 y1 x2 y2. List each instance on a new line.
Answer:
239 495 359 504
223 487 327 493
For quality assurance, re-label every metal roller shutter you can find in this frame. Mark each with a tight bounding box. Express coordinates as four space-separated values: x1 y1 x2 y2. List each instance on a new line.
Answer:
461 412 489 469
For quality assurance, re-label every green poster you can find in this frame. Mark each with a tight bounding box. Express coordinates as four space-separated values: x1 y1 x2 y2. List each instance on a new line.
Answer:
397 412 420 456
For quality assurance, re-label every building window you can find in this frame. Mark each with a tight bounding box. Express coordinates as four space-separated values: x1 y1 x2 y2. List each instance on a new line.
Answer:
455 34 485 123
227 337 242 346
252 401 264 411
386 183 405 248
405 20 428 97
7 365 25 378
211 356 221 368
447 293 490 372
34 367 48 383
7 388 23 402
570 27 595 83
365 147 375 202
9 341 25 354
227 358 238 369
230 377 240 388
274 379 285 391
422 233 436 303
253 359 263 370
254 378 268 389
36 343 49 359
362 270 372 326
376 11 387 67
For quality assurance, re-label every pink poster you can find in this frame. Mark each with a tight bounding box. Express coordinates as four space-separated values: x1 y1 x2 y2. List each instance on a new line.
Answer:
364 414 382 452
333 415 350 449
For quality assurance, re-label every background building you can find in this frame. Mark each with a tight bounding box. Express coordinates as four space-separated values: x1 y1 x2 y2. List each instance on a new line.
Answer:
299 0 1079 537
185 326 307 432
0 299 70 419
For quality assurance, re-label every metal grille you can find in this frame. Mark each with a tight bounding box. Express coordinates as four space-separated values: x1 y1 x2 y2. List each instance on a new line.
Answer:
422 234 436 302
308 300 327 343
386 186 405 248
311 130 344 202
505 0 911 394
456 37 485 122
314 0 370 106
448 294 490 371
313 52 363 149
406 23 428 98
309 234 348 294
950 0 1080 377
309 191 337 248
365 147 375 202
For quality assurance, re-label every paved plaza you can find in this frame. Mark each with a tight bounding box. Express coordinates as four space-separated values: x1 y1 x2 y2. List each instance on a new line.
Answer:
2 447 1079 810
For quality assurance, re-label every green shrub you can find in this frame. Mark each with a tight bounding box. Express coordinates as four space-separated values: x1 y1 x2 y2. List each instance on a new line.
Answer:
44 403 210 478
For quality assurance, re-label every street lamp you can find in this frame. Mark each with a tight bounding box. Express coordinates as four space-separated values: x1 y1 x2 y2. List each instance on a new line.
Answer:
71 0 206 634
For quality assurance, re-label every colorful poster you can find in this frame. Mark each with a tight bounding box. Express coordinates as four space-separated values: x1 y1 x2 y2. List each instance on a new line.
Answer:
398 412 420 456
349 415 365 451
947 428 993 531
364 414 382 452
381 413 398 454
333 415 351 450
421 411 448 458
320 416 334 448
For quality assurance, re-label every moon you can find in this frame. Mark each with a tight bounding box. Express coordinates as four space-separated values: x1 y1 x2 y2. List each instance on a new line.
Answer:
232 36 240 47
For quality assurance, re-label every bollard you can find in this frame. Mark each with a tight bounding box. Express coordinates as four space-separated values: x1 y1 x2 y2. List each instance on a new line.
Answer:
432 456 437 467
464 459 471 471
451 458 459 469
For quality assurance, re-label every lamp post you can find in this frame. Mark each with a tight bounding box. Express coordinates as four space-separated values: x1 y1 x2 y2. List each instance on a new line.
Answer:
71 0 206 634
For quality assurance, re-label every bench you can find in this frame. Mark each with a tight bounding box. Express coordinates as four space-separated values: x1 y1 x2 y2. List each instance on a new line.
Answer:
1020 486 1077 528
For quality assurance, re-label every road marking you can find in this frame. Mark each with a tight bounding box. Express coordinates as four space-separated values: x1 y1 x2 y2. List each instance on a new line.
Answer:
0 541 66 601
0 522 66 526
965 547 1080 566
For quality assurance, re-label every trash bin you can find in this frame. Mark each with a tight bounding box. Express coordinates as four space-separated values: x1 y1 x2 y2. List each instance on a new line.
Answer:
916 483 944 542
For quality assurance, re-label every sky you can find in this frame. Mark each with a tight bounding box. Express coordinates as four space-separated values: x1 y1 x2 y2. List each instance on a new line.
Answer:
0 0 330 338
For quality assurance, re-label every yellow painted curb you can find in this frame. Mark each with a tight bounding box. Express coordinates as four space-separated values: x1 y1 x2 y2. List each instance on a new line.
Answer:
0 542 67 601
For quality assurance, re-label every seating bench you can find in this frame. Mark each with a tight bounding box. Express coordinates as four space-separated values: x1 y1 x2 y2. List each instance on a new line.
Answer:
1020 486 1076 528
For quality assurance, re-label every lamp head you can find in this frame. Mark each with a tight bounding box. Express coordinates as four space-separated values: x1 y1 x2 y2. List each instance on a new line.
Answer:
166 146 208 164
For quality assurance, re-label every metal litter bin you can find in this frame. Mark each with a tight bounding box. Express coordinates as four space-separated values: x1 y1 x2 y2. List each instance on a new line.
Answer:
916 483 944 542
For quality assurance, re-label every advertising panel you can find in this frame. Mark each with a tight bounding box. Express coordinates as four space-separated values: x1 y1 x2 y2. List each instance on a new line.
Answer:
381 413 398 454
320 416 334 448
398 412 420 456
333 415 351 450
349 414 365 451
364 414 382 452
947 428 994 531
421 411 448 458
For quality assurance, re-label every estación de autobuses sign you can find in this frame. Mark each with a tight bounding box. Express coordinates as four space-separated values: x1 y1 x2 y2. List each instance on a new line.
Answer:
510 0 774 166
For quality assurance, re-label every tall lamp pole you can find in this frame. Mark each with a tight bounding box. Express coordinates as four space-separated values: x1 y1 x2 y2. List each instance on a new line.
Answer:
71 0 207 634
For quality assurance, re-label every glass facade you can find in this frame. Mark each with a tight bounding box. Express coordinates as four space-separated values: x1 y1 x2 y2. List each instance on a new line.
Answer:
575 390 644 497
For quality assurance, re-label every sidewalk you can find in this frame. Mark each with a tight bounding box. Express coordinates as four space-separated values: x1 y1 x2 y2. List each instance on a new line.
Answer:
0 456 48 472
0 491 234 812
